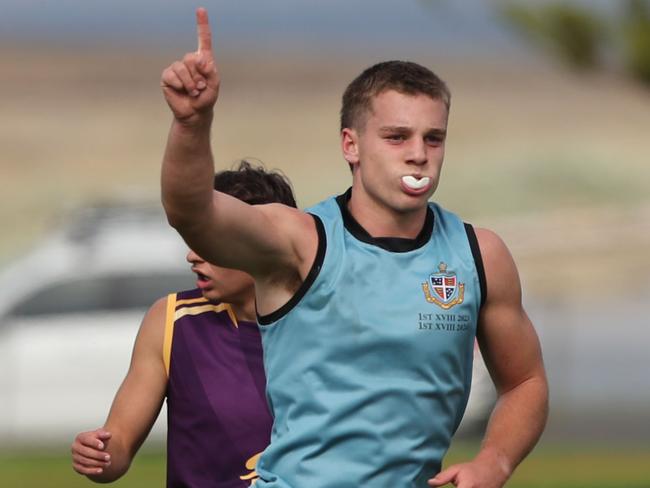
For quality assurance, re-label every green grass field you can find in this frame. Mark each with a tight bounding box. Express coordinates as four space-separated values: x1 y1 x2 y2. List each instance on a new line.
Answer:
445 442 650 488
2 442 648 487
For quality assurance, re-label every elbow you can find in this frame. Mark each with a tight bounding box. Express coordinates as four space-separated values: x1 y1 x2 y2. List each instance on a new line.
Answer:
162 201 211 256
164 209 204 241
161 193 212 233
161 197 195 232
163 206 187 231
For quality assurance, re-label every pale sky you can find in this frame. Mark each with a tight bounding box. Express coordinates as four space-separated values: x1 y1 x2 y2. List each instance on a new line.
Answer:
2 0 519 55
3 0 619 62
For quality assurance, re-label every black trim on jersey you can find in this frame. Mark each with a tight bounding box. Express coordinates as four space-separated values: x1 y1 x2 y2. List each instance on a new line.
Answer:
464 223 487 308
335 188 434 253
257 214 326 325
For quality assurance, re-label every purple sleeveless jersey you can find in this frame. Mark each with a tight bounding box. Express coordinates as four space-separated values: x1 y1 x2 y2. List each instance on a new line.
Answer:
164 288 272 487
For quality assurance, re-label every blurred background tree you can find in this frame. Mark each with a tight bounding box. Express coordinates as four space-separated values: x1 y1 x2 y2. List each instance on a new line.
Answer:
499 0 650 86
622 0 650 84
500 2 606 70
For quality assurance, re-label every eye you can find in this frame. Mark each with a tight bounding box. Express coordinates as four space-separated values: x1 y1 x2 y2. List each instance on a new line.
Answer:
385 134 406 142
425 135 443 146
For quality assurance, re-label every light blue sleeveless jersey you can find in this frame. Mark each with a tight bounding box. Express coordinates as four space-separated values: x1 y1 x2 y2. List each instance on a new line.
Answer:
256 192 484 487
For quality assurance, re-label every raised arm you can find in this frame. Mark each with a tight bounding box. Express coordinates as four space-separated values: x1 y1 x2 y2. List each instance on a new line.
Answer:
71 298 168 482
429 229 549 488
160 8 314 280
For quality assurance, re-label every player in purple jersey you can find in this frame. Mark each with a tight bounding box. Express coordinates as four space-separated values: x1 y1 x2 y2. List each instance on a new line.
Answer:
71 161 297 487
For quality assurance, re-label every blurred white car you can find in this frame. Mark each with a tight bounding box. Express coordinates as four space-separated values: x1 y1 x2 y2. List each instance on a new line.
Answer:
0 204 193 447
0 203 493 447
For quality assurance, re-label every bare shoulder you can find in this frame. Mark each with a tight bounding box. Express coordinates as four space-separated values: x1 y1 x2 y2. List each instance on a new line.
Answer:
133 296 169 358
257 203 316 232
474 227 520 303
257 202 310 220
256 203 320 274
141 296 168 330
474 228 513 265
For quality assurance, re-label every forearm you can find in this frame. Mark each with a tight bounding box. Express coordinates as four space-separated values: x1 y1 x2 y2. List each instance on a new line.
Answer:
161 114 215 229
476 373 549 478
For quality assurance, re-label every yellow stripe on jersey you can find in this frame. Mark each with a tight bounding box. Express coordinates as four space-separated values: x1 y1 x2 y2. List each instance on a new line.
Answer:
174 302 239 328
225 304 239 328
163 293 177 377
174 296 209 307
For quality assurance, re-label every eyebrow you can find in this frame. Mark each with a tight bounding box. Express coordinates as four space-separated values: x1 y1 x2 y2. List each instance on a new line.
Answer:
378 126 447 137
379 126 411 133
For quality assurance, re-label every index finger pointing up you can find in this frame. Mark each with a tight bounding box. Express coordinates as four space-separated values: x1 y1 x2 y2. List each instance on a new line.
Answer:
196 7 212 54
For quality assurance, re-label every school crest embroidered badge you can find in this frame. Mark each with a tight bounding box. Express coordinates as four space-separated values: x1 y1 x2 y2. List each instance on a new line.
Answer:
422 262 465 309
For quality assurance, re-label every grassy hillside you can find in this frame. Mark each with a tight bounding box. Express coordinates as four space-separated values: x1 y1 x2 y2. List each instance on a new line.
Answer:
2 46 649 296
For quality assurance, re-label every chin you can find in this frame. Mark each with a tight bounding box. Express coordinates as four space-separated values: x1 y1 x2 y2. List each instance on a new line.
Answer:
395 194 431 213
202 291 222 302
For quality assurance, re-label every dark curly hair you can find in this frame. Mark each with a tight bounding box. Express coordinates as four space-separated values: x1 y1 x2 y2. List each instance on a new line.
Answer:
213 160 297 208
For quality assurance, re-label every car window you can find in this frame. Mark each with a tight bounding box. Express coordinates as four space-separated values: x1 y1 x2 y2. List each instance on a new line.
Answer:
7 272 194 317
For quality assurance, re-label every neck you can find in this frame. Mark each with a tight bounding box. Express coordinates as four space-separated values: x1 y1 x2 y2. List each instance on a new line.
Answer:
347 188 428 239
229 298 256 323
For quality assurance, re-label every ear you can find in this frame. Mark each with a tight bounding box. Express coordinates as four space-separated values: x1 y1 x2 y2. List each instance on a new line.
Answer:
341 128 360 167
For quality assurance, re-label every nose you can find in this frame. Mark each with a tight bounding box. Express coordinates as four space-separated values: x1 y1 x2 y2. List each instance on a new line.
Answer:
186 249 204 264
407 138 427 166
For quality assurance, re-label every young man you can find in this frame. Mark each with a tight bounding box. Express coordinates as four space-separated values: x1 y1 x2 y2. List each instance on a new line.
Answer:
160 9 548 488
71 161 297 487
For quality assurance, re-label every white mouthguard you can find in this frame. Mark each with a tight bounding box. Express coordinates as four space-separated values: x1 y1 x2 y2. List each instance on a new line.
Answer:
401 175 431 190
